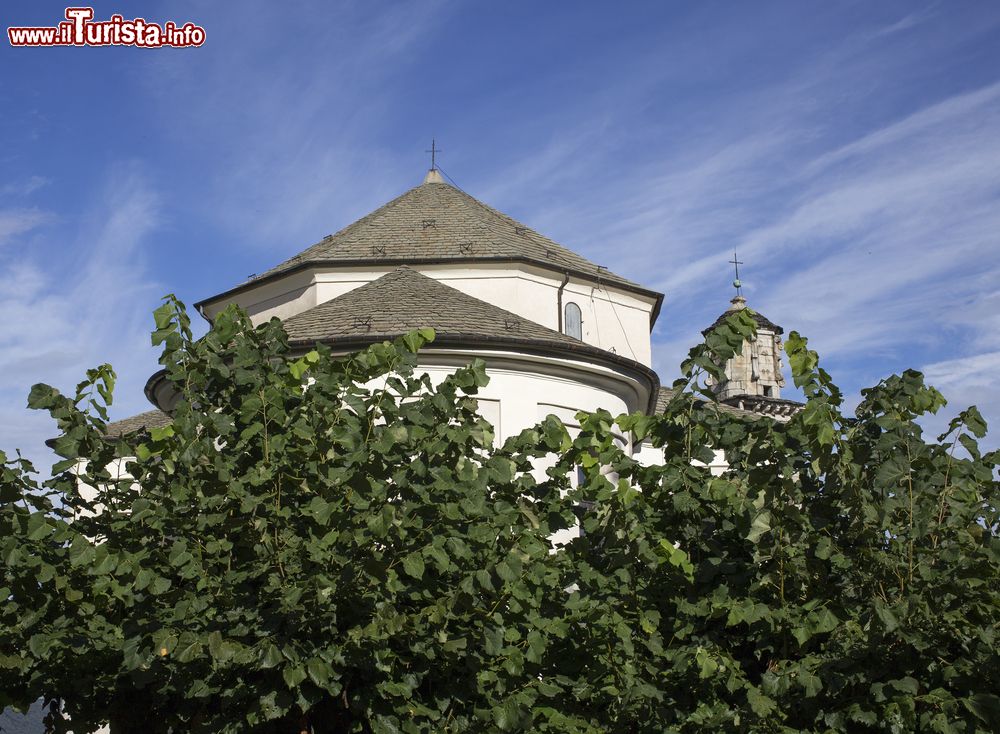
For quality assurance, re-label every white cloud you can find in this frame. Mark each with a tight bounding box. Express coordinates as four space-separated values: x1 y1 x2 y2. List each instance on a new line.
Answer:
0 163 163 469
869 9 938 39
924 351 1000 394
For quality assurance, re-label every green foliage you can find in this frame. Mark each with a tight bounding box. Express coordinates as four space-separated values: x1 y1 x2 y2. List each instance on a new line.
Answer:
1 300 997 733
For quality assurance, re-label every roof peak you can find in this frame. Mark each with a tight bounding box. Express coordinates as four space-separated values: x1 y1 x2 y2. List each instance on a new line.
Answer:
219 178 649 292
195 174 663 320
704 295 783 336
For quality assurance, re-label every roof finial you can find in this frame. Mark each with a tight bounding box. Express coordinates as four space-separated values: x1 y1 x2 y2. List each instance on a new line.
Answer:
422 139 445 183
727 250 747 310
425 138 441 171
729 250 744 297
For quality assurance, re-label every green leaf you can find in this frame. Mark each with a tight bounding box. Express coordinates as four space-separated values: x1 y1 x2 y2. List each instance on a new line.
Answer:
657 539 694 580
150 425 174 441
966 693 1000 724
695 647 718 678
747 510 771 542
888 676 919 695
961 405 988 438
282 664 307 689
402 553 425 580
207 631 234 663
259 643 283 669
800 670 822 697
747 687 777 716
306 657 335 689
875 604 900 633
174 634 203 663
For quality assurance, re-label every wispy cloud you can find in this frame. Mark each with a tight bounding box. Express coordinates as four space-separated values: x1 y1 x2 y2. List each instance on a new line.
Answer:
0 163 163 467
1 175 49 197
922 351 1000 449
449 13 1000 438
754 82 1000 357
0 207 49 247
868 6 939 39
139 1 454 251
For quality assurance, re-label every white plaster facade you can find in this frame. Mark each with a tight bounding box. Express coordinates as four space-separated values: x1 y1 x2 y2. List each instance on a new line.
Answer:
200 263 657 368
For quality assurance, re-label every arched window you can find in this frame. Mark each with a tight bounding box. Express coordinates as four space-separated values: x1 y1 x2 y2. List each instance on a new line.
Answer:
564 302 582 340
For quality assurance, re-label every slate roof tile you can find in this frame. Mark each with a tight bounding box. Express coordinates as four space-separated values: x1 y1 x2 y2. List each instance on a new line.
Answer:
282 266 587 350
654 386 762 420
199 181 652 309
103 409 171 437
703 306 783 335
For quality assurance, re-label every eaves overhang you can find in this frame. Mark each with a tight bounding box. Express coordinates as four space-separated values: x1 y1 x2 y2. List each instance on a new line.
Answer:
194 258 665 329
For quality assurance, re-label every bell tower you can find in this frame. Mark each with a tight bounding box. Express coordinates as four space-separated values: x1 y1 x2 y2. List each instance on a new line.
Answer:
701 253 799 420
704 294 786 402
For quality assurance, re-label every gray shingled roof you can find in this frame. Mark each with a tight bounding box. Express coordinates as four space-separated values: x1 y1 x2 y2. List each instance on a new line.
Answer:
703 305 783 336
103 409 171 437
283 266 594 351
654 386 762 420
199 180 657 309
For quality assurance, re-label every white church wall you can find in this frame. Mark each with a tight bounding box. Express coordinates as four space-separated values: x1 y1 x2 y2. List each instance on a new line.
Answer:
200 270 317 325
559 281 653 366
394 349 643 445
198 263 658 368
634 443 728 475
73 457 137 519
413 264 656 368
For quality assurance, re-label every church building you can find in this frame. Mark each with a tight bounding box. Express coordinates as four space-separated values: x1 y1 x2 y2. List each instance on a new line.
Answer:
106 164 800 453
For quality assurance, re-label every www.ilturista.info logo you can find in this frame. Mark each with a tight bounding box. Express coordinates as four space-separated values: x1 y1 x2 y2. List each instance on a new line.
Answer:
8 7 205 48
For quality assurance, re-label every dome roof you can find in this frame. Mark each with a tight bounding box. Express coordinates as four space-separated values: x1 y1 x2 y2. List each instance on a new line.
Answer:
197 178 661 314
702 296 783 336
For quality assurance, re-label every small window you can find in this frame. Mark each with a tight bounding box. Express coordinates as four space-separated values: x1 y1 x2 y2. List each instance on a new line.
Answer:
564 302 582 340
763 386 773 397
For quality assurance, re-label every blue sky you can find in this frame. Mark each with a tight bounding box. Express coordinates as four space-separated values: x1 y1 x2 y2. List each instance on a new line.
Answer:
2 0 999 463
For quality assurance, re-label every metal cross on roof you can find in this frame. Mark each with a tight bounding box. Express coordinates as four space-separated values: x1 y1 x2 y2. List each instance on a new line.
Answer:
425 138 441 170
729 251 744 296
